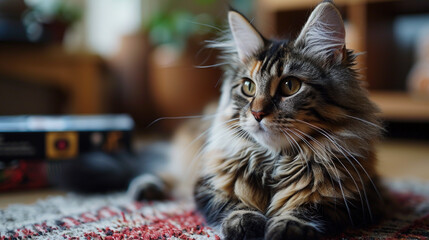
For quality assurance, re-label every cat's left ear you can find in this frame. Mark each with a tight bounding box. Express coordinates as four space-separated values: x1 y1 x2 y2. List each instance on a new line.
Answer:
228 11 265 62
295 1 345 62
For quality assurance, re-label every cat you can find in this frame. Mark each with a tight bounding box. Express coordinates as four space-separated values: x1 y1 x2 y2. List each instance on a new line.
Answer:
128 1 386 239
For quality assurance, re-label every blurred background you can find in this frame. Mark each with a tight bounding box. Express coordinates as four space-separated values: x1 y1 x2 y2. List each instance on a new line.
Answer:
0 0 239 132
0 0 429 132
0 0 428 205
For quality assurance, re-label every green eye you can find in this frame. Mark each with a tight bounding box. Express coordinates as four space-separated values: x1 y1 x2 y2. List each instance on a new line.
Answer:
280 77 301 96
242 78 256 97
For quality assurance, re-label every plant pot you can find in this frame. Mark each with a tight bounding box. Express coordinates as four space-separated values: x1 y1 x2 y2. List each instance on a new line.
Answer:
149 41 221 131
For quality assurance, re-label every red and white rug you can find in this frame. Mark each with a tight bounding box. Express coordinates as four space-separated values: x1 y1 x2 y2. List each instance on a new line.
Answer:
1 180 428 240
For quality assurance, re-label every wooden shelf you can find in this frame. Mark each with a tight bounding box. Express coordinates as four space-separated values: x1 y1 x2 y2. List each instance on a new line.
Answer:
369 91 429 121
258 0 398 11
0 45 104 114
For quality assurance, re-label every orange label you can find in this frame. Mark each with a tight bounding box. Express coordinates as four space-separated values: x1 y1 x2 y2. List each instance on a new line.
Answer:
46 132 78 159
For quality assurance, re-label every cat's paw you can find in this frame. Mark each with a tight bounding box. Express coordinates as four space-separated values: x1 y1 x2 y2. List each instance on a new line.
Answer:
221 210 266 240
265 216 321 240
128 174 167 201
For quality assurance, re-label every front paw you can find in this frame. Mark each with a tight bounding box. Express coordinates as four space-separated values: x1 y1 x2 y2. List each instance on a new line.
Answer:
265 216 321 240
128 174 167 201
222 210 266 240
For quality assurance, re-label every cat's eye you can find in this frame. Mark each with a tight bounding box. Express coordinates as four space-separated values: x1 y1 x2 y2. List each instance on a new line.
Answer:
242 78 256 97
279 77 301 96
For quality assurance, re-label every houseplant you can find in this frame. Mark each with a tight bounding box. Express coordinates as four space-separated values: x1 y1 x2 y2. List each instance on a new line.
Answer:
23 0 82 43
143 0 224 130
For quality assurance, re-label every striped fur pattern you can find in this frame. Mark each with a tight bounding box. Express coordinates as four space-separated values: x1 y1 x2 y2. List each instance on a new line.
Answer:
194 1 385 239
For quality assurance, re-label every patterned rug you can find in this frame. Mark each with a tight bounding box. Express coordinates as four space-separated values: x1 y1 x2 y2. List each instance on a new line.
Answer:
1 180 428 240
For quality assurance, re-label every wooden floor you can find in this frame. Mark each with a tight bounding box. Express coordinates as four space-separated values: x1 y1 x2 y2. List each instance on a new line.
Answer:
376 140 429 180
0 189 66 209
0 139 428 209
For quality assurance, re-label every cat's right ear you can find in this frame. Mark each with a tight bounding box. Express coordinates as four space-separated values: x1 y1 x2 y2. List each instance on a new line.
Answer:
228 11 264 62
294 1 345 63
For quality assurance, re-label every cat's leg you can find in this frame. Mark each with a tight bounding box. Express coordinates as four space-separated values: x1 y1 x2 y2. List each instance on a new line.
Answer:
265 197 367 240
265 199 378 240
222 210 267 240
265 191 325 240
128 174 172 201
194 177 266 240
265 213 322 240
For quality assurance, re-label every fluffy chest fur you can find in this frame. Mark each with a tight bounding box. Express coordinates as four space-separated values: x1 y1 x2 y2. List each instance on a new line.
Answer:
204 146 276 212
203 117 377 217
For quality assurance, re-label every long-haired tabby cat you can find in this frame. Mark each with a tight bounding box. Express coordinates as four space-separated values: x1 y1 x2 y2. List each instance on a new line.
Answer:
129 1 386 239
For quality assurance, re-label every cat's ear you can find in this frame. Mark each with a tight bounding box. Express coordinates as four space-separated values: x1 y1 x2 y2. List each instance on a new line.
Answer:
228 11 264 62
295 1 345 62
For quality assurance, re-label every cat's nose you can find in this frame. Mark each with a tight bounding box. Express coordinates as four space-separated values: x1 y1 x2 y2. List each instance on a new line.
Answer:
251 110 267 122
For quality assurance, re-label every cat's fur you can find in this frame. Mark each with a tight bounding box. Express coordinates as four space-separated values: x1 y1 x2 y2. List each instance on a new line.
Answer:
129 1 386 239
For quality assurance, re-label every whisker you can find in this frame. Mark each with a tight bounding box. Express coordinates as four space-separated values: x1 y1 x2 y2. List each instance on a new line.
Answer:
179 118 240 177
186 117 239 153
343 114 383 130
295 119 380 196
281 129 306 168
281 127 354 224
288 127 363 213
284 129 312 174
185 123 245 179
295 119 376 220
195 62 229 69
146 113 218 128
292 128 339 188
188 21 223 32
292 128 365 206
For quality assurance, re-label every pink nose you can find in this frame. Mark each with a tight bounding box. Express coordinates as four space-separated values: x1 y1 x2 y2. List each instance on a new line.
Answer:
251 111 267 122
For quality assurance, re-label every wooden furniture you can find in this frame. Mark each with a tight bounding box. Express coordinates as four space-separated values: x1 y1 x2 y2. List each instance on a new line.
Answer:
0 45 104 114
370 91 429 121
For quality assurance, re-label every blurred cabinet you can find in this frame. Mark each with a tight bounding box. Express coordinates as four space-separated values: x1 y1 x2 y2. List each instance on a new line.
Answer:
370 91 429 121
0 45 104 114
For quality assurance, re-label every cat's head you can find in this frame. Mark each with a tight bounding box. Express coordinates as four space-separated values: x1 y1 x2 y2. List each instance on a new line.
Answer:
212 1 381 153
